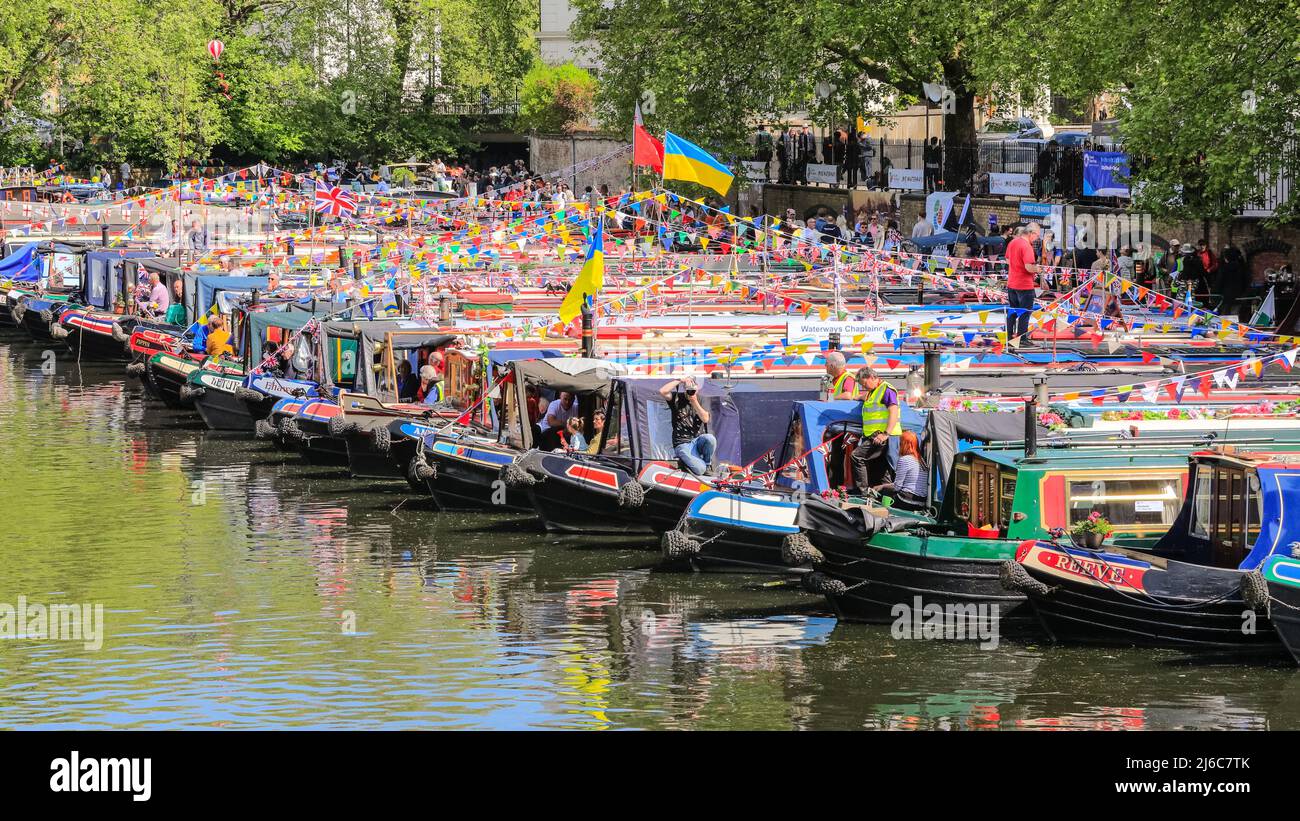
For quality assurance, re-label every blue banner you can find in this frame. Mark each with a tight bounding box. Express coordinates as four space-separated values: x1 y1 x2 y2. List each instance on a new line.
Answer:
1018 201 1053 219
1083 151 1131 197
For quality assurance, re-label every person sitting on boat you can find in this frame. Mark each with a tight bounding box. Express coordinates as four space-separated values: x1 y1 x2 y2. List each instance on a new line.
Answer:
396 360 417 402
139 273 170 318
587 409 615 454
164 279 185 325
416 365 444 404
879 430 928 510
563 416 588 452
525 385 544 426
538 391 579 450
850 365 901 492
205 315 234 358
823 350 859 399
660 377 715 476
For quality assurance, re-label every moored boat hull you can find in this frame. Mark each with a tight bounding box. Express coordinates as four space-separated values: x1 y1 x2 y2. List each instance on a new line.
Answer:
515 450 651 535
1011 540 1283 653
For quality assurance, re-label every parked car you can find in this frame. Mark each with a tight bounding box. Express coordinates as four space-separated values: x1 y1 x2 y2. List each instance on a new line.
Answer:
976 116 1054 142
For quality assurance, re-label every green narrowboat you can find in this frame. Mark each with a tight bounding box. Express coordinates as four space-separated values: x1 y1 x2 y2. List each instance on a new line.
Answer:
795 446 1196 622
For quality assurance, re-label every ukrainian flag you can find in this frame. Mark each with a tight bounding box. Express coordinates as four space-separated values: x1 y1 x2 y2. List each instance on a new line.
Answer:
559 219 604 323
663 131 734 196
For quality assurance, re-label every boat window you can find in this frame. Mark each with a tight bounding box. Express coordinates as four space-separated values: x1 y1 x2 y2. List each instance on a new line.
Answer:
326 336 358 388
600 392 630 455
1246 471 1263 548
954 463 971 521
1067 476 1180 530
1000 474 1016 527
1189 465 1212 539
779 416 809 482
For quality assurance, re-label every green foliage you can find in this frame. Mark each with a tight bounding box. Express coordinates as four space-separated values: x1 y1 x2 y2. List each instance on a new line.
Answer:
0 0 537 169
575 0 1298 222
516 61 597 134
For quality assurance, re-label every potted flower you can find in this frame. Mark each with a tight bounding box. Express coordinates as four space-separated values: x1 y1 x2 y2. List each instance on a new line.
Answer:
1070 511 1113 549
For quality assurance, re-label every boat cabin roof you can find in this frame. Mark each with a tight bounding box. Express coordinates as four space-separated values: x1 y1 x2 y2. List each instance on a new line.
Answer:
967 447 1205 472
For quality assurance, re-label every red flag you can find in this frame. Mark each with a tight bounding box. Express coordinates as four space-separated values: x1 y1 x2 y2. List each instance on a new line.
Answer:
633 102 664 171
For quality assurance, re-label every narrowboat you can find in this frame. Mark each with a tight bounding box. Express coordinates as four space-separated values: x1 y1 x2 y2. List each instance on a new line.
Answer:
519 373 820 535
189 307 325 431
799 438 1195 622
661 399 925 572
54 249 160 358
399 356 618 513
1008 447 1300 653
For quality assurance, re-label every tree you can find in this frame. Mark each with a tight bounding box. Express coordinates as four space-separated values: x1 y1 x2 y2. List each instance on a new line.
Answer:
516 61 596 134
572 0 1050 184
1003 0 1299 222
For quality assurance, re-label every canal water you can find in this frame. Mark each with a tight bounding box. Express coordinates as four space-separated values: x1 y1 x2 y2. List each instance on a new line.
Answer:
2 335 1299 730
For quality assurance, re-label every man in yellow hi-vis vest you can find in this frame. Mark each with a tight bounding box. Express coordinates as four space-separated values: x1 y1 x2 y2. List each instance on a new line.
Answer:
850 365 901 492
823 351 860 399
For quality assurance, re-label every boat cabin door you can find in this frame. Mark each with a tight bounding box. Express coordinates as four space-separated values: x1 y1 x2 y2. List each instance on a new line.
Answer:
1191 462 1262 569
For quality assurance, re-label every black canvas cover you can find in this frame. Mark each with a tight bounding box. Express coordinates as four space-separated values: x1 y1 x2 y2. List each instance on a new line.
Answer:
925 410 1047 485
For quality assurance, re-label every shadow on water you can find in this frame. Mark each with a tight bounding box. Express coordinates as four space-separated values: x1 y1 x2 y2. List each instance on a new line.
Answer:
1 335 1298 730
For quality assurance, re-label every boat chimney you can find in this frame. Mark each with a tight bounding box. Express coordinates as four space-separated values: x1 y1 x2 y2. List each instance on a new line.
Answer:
923 341 941 395
828 331 841 351
438 291 453 323
581 305 595 358
1033 374 1049 406
100 224 110 247
1025 396 1038 457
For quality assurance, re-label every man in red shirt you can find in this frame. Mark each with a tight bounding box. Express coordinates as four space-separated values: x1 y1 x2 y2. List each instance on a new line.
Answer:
1005 222 1041 345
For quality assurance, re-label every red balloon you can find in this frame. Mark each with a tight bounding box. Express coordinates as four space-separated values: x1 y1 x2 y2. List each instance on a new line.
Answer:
207 39 224 61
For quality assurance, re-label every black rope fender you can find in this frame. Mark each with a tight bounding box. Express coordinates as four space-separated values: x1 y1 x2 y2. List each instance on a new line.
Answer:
661 529 702 561
999 560 1055 597
617 480 645 509
781 532 825 566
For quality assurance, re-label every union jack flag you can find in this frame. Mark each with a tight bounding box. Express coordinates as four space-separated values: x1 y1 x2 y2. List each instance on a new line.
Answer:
314 183 357 217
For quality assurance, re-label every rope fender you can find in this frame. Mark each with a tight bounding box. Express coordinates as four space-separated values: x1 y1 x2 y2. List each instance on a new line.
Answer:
617 480 645 509
781 532 825 566
234 386 264 404
125 361 146 378
38 308 53 323
279 417 303 443
49 322 69 340
178 384 205 402
408 450 435 483
500 462 540 488
801 571 848 597
327 415 360 437
370 424 391 454
661 529 702 561
254 416 276 439
110 322 128 342
1241 570 1271 618
11 305 26 324
999 560 1054 597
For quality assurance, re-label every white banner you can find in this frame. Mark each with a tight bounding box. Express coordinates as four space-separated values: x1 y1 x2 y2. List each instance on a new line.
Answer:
806 163 839 185
740 161 768 181
990 172 1032 196
925 191 958 232
888 167 923 191
786 319 896 345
